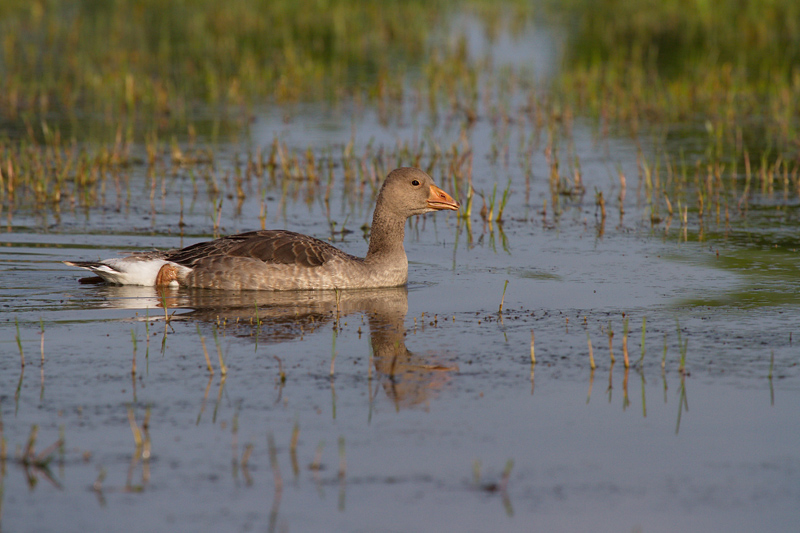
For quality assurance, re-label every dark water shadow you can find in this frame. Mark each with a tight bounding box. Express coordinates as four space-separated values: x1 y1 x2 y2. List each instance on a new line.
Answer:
94 285 457 410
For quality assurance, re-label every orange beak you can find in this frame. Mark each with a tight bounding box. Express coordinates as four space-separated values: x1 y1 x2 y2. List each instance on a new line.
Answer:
427 185 460 211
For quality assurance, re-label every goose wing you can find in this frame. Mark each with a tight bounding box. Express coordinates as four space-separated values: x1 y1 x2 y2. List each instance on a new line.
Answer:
165 230 354 268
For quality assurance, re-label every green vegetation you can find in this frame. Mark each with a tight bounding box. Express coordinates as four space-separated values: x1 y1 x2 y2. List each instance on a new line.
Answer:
541 0 800 248
554 0 800 150
562 0 800 81
2 0 797 135
0 0 451 121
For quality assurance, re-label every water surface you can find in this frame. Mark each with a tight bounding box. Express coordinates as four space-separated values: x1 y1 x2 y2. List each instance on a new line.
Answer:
2 16 800 533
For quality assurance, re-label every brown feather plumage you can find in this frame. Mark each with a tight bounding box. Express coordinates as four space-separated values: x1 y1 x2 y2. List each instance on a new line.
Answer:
165 230 356 269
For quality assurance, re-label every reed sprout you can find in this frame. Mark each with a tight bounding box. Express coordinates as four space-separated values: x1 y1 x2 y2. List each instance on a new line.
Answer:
267 433 283 494
130 329 137 376
498 280 509 313
274 356 286 384
338 436 347 479
622 316 629 369
197 325 214 374
290 421 300 477
212 327 228 376
529 330 535 365
15 317 24 368
768 351 775 381
607 322 615 364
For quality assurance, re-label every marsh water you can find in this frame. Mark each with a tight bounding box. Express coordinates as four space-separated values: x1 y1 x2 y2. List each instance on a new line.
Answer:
3 15 800 533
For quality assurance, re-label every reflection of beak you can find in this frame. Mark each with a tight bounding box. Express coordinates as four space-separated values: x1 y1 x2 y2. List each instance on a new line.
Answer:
427 185 460 211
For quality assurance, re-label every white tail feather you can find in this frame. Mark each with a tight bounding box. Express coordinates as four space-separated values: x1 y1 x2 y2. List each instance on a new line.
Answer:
65 258 189 286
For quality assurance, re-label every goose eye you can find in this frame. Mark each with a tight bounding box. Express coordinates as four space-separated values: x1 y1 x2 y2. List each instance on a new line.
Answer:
411 179 420 186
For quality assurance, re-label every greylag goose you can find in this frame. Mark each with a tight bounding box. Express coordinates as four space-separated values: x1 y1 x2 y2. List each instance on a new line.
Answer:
64 167 459 290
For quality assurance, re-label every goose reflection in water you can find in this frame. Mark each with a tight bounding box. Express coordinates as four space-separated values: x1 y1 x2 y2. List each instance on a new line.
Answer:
88 285 457 409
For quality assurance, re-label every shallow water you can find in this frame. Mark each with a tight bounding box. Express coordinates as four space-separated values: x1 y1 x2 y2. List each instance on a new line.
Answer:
3 19 800 533
2 271 799 532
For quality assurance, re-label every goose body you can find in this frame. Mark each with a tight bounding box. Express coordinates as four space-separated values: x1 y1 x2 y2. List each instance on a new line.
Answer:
65 168 459 290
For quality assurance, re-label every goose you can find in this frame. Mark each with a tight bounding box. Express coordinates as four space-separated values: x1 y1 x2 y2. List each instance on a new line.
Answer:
64 167 459 290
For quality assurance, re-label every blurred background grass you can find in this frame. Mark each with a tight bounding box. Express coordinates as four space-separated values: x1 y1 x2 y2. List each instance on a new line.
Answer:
1 0 797 136
562 0 800 80
0 0 450 118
